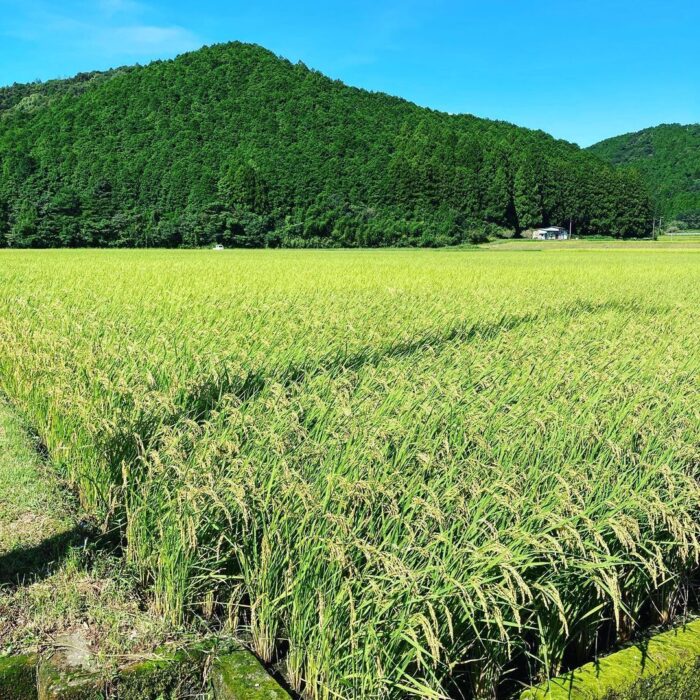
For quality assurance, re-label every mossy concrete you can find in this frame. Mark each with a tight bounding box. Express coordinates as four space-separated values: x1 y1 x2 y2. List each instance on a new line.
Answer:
521 619 700 700
0 654 37 700
37 643 103 700
37 644 291 699
37 643 210 700
3 618 290 699
211 650 290 699
116 646 207 699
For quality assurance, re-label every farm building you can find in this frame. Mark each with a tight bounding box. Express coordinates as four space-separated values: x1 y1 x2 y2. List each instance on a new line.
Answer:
533 226 569 240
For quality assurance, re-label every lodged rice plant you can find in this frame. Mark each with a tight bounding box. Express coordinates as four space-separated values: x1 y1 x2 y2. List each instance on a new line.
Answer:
0 248 698 698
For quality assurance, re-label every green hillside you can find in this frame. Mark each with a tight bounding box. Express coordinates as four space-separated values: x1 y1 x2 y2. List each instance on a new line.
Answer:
589 123 700 228
0 42 652 247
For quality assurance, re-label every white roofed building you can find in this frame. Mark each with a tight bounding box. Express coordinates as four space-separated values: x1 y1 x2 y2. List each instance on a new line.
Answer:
532 226 569 240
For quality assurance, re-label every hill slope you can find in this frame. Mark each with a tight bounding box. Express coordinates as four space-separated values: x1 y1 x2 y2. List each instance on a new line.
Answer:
0 42 651 247
589 123 700 228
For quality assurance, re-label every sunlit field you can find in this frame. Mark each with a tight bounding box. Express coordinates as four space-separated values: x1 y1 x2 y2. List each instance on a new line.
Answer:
0 248 698 699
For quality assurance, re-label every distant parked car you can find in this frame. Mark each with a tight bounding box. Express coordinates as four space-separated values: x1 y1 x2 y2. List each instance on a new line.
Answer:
213 244 224 251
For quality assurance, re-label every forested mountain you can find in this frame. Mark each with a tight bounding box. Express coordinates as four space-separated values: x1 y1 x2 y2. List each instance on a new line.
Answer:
0 42 652 248
589 123 700 228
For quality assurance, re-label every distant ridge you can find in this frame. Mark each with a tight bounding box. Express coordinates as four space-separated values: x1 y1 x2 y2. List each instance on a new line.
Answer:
589 123 700 227
0 41 651 247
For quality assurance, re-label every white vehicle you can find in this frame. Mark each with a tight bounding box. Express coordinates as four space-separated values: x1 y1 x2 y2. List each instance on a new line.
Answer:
213 244 224 251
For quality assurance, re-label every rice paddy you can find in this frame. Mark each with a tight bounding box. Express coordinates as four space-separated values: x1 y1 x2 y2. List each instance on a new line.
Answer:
0 247 698 699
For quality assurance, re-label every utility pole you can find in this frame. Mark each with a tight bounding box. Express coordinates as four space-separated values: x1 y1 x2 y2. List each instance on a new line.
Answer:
569 218 572 239
652 207 661 239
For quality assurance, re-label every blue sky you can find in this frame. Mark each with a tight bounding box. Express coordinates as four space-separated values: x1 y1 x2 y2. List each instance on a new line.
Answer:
1 0 698 146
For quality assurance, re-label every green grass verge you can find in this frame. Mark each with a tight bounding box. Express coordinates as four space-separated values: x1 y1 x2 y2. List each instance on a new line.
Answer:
0 398 195 668
520 620 700 700
0 399 74 565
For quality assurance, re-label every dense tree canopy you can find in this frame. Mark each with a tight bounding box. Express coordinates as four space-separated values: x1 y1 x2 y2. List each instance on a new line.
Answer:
589 123 700 228
0 42 653 248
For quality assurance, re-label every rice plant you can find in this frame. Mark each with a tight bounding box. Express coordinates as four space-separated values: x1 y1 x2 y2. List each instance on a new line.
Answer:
0 248 698 698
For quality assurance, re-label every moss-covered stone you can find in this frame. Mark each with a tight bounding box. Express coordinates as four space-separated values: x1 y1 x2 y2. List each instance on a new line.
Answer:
37 651 103 700
116 647 207 699
36 632 105 700
520 620 700 700
0 654 37 700
211 650 290 699
37 643 212 699
32 640 287 699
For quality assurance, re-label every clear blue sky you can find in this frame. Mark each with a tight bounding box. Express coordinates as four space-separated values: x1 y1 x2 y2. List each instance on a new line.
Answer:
1 0 698 146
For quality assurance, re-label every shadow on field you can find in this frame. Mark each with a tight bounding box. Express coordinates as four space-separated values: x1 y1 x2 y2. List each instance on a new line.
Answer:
0 526 85 587
283 298 659 378
181 298 664 431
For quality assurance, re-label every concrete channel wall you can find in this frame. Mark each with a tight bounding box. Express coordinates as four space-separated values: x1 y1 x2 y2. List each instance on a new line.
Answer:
1 644 290 699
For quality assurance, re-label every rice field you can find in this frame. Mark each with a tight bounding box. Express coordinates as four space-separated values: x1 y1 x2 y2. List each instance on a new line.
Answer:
0 247 698 699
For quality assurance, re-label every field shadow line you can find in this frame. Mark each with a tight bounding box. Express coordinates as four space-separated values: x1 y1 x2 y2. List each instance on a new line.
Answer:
0 526 83 587
126 297 666 466
181 297 666 425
